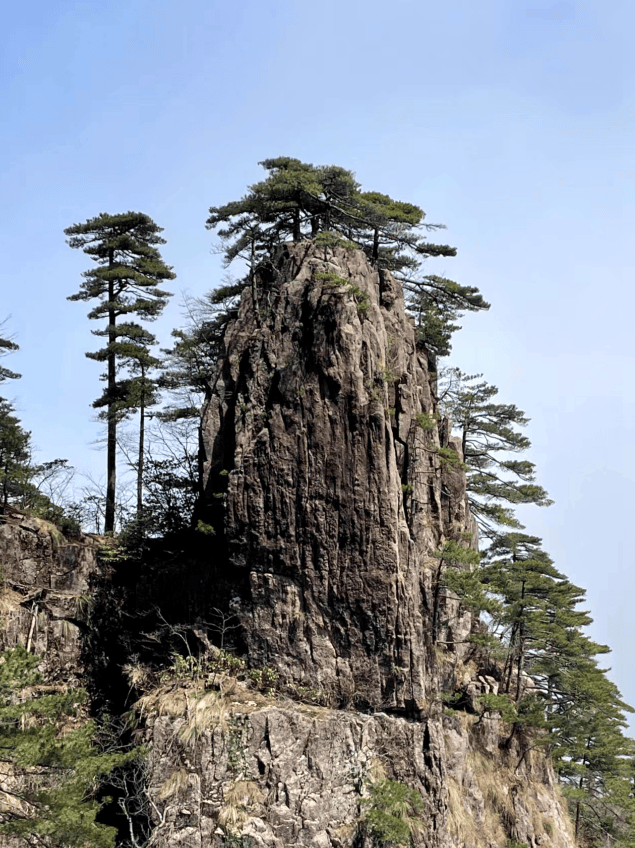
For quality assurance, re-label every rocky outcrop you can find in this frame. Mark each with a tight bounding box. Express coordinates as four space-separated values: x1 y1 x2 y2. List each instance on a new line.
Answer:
0 509 101 682
200 243 476 712
171 242 576 847
0 244 576 848
141 679 574 848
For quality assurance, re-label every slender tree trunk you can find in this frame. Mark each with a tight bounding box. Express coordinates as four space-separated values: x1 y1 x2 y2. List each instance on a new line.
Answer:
515 580 526 702
137 366 145 519
105 247 117 533
293 208 301 241
372 228 379 264
503 621 519 694
574 774 585 844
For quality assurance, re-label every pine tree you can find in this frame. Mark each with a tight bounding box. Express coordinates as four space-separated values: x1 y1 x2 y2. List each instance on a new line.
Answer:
553 666 635 846
66 212 175 533
0 339 20 390
206 157 489 358
0 400 32 509
438 368 552 538
91 322 162 520
159 289 231 421
430 540 481 645
0 646 136 847
478 533 573 702
0 319 20 396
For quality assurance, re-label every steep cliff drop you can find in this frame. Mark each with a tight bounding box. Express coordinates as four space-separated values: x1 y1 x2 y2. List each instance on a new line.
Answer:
141 243 575 848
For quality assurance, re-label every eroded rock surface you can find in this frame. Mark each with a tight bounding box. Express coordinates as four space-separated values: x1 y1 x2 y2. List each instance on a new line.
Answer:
143 687 574 848
0 510 101 682
200 243 476 711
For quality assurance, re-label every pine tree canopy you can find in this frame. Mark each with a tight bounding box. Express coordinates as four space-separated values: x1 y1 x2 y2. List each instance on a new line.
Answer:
0 647 136 847
0 322 20 390
206 157 489 357
0 400 32 509
438 368 553 537
66 211 175 532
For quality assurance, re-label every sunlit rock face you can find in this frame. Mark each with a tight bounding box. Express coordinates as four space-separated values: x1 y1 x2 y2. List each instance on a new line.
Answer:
146 243 576 848
200 242 475 712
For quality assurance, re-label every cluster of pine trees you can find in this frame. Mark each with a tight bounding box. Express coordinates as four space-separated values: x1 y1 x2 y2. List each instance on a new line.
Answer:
436 374 635 845
1 156 634 845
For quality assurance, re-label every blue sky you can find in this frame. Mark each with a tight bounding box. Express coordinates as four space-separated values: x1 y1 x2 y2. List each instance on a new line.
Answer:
2 0 634 710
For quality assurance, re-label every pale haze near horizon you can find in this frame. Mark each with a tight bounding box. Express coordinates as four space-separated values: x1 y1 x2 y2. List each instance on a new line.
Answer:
2 1 633 716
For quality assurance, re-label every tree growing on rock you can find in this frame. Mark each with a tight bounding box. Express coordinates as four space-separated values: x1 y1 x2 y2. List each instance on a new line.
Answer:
0 319 20 391
438 368 552 538
0 646 137 847
0 400 32 509
205 157 489 357
66 212 175 533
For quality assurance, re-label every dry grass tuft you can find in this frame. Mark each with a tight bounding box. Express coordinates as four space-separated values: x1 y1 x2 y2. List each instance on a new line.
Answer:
179 691 228 742
531 804 545 837
218 802 249 830
485 782 515 833
224 779 263 808
218 779 263 833
470 752 516 843
0 586 23 616
333 822 357 842
122 662 153 691
136 684 194 718
158 767 189 800
369 758 387 782
446 776 477 843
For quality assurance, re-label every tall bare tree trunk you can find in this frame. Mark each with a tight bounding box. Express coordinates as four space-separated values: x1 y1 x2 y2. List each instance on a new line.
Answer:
137 364 145 518
105 247 117 533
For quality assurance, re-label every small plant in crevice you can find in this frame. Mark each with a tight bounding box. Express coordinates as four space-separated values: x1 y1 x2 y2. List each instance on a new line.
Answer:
475 692 517 725
313 230 358 250
248 665 279 695
285 683 329 706
360 778 424 848
227 715 250 779
314 271 349 287
196 519 216 536
347 282 372 317
415 411 439 432
434 445 465 469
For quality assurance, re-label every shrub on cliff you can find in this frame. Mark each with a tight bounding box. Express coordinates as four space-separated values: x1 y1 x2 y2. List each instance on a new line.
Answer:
360 779 424 847
0 647 137 847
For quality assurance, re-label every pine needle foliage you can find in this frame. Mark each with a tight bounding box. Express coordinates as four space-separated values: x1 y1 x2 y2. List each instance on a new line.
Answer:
0 647 136 847
66 211 175 532
447 529 635 843
0 320 20 389
438 368 552 539
205 157 489 358
361 779 423 847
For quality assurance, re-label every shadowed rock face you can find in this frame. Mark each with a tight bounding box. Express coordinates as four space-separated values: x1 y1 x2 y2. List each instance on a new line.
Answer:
0 510 102 683
200 243 476 711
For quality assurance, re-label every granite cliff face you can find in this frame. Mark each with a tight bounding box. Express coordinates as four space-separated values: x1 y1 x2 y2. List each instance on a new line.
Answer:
131 242 575 848
0 509 101 683
0 244 576 848
199 242 474 712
